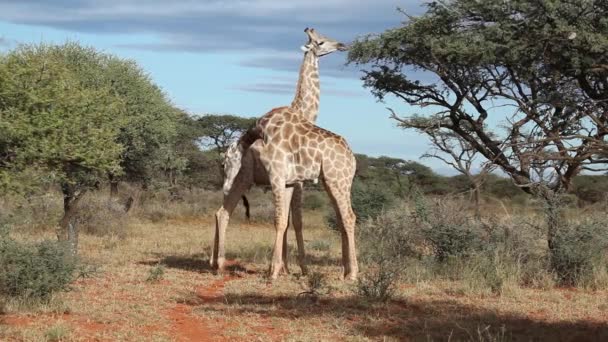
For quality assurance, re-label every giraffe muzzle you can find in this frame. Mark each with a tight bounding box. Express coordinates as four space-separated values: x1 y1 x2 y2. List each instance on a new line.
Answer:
337 43 349 51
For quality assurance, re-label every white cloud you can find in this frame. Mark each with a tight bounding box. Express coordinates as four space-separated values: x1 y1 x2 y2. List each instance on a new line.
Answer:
0 1 425 46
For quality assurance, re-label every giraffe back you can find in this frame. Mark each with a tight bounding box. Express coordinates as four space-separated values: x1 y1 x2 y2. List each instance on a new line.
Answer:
256 107 356 185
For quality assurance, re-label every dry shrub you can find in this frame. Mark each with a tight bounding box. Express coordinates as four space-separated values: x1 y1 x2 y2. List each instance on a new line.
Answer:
551 217 608 288
357 196 562 296
237 188 274 224
0 192 63 232
75 194 130 237
136 188 223 222
356 205 421 301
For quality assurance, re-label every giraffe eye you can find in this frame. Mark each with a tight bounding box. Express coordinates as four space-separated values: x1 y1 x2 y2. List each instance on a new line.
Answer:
318 41 325 46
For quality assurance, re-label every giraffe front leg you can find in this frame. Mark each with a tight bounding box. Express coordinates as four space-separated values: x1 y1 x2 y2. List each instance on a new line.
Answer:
211 153 254 272
269 181 290 280
212 207 228 271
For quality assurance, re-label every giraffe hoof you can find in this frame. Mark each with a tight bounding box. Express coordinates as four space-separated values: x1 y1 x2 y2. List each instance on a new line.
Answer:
343 272 357 281
211 258 226 272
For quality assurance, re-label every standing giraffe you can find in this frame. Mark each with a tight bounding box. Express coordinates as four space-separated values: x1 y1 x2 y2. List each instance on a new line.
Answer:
250 106 358 280
211 28 348 275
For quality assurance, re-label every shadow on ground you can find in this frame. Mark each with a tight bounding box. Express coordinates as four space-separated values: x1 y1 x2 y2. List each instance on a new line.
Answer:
140 251 341 274
139 253 213 272
138 254 608 341
191 292 608 341
139 254 256 275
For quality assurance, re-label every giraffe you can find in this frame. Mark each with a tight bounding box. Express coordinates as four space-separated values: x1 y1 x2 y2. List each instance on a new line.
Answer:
251 107 358 280
211 28 348 275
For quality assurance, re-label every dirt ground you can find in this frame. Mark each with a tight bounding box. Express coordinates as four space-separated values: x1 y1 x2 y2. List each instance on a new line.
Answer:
1 217 608 341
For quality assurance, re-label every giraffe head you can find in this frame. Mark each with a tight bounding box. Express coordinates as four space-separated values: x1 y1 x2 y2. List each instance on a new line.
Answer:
301 28 348 57
221 141 243 195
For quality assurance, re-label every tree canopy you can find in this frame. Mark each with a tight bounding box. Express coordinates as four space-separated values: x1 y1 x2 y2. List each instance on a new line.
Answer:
348 0 608 259
0 43 125 193
348 0 608 195
196 114 256 153
104 57 180 185
0 42 191 250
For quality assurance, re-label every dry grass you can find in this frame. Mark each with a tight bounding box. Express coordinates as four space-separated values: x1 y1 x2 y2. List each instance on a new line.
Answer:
1 190 608 341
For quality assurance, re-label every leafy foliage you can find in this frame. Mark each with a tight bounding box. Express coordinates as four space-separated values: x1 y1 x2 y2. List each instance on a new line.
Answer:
197 114 256 152
325 179 395 229
418 198 485 262
104 57 180 185
349 0 608 275
0 43 124 192
0 227 78 301
302 192 326 210
349 0 608 193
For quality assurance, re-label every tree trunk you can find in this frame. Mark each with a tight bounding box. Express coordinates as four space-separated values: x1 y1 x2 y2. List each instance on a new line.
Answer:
57 183 85 255
543 193 562 252
108 173 119 199
472 182 481 220
540 189 564 272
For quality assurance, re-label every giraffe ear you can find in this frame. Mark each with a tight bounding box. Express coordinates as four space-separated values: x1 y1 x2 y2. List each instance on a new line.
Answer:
300 45 311 52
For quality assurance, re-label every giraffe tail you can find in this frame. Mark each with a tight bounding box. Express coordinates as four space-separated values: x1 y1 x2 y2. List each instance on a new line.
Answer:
241 195 251 222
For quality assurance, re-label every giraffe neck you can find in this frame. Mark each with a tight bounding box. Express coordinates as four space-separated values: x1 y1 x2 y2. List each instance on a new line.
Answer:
290 51 320 123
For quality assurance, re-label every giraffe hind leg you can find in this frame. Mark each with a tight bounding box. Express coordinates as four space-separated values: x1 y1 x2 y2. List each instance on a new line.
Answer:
268 180 291 280
291 183 308 275
324 180 358 280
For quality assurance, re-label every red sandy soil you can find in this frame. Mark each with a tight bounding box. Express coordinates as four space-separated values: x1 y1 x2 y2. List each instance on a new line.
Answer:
0 260 287 342
166 276 231 342
2 258 608 341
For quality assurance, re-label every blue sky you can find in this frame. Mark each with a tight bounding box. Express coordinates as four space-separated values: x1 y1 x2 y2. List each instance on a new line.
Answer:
0 0 464 174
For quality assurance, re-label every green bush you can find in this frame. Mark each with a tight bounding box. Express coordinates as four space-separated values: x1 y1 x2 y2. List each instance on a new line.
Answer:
354 193 608 293
308 240 331 252
419 200 485 262
302 192 325 211
551 218 608 286
356 264 399 302
326 181 394 229
0 229 78 301
146 264 165 283
356 198 554 295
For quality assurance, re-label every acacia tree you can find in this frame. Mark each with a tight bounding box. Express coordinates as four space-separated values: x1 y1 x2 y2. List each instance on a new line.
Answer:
197 114 256 177
0 43 125 251
197 114 256 152
348 0 608 257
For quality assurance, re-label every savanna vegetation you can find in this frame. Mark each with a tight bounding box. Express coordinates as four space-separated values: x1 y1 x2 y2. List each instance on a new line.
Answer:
1 0 608 340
